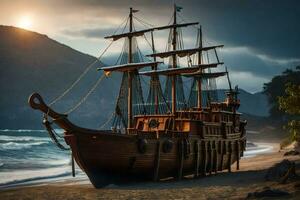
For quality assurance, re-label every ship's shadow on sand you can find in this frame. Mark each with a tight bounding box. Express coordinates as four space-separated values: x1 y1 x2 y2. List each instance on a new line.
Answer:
105 170 267 190
103 159 300 190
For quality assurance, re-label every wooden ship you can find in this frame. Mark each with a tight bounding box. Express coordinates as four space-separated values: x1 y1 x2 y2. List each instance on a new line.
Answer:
29 5 247 188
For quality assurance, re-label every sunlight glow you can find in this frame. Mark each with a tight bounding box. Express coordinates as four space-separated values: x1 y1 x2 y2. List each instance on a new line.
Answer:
17 16 33 30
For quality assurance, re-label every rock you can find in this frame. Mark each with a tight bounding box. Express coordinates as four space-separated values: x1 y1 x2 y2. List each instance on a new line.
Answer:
265 159 297 183
246 187 290 199
284 150 300 156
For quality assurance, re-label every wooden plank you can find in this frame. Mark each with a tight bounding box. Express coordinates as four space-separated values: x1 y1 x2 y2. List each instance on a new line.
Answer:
71 152 75 177
215 141 219 174
183 72 227 78
209 141 213 175
98 61 162 72
219 141 224 171
147 45 224 58
104 22 199 41
177 140 184 180
153 140 161 181
204 141 208 175
194 140 200 178
139 66 200 76
227 141 232 173
191 63 223 69
202 141 207 176
236 140 240 170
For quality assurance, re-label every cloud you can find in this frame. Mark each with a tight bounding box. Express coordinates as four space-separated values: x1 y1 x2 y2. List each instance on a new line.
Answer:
220 46 299 78
217 71 269 93
62 27 116 39
64 0 300 60
185 0 300 60
2 0 299 93
3 0 299 59
256 54 300 66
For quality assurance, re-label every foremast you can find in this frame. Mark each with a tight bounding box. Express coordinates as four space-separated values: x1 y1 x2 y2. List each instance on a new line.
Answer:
171 4 178 114
128 7 133 129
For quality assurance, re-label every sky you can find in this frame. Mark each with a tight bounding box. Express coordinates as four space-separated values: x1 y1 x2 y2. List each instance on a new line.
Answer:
1 0 300 93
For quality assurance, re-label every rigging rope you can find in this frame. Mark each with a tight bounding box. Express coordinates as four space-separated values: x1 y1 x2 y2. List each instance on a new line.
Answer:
143 34 154 52
43 115 69 150
177 13 199 30
65 73 106 114
49 16 129 107
98 110 115 129
49 41 113 107
133 16 155 28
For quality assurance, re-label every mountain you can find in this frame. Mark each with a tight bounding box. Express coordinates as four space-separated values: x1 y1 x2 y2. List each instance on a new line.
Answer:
216 89 270 117
0 25 270 129
0 26 119 129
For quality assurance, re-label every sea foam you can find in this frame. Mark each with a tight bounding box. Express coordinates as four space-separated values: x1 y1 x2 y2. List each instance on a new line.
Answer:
0 135 50 142
0 141 49 150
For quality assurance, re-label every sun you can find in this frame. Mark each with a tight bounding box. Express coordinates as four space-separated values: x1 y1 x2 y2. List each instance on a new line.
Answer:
17 16 33 30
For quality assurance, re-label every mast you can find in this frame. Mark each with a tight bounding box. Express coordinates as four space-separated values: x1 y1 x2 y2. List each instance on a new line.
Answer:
197 26 203 109
128 7 133 129
150 31 159 114
171 4 177 114
151 32 156 64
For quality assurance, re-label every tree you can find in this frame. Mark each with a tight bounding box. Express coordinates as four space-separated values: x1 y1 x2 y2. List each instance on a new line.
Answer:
278 83 300 141
264 67 300 119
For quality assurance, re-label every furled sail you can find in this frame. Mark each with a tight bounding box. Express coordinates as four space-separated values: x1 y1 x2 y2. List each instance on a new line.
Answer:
163 27 187 111
110 38 147 129
146 45 224 58
104 22 198 41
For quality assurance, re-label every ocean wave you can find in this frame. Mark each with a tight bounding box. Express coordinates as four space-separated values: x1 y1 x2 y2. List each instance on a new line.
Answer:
0 135 50 142
0 157 71 171
0 166 86 188
0 141 49 150
0 167 71 187
0 129 64 133
244 143 274 158
33 158 71 168
0 129 46 133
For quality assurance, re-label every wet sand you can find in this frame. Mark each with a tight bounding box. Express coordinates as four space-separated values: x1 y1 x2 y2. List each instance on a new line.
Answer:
1 144 300 200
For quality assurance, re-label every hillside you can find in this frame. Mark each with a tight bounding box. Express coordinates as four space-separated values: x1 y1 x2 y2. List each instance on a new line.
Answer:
216 89 270 117
0 26 270 129
0 26 119 129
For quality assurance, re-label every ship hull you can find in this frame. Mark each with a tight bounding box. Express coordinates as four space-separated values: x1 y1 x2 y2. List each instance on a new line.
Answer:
64 130 246 188
28 93 247 188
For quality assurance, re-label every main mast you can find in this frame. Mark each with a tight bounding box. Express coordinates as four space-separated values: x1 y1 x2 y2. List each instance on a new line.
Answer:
171 4 177 114
128 7 133 129
150 31 159 114
197 27 203 109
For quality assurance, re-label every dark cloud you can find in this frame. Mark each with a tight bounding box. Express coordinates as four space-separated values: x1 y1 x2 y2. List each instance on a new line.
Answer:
221 48 287 78
186 0 300 60
56 0 300 60
6 0 299 87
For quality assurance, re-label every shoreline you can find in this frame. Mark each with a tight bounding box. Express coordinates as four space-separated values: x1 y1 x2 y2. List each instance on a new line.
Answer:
0 141 276 189
1 145 300 199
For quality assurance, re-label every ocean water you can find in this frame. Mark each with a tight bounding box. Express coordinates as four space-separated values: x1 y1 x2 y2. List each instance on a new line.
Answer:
0 129 275 188
0 129 86 188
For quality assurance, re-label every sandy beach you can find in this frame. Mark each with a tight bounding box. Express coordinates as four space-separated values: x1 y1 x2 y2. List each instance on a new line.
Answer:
1 143 300 200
